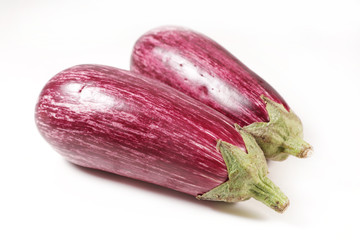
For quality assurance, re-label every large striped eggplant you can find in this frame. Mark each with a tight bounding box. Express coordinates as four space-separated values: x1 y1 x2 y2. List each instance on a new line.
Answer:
35 64 289 213
131 27 312 161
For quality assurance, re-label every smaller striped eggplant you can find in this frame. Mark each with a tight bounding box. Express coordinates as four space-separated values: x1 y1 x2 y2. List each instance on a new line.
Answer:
131 27 313 161
35 64 289 213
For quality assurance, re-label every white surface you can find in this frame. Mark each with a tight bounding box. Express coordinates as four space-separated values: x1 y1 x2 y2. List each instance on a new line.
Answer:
1 0 359 239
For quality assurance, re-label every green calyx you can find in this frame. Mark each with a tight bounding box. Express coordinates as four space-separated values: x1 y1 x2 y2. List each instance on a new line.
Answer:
197 129 289 213
242 95 313 161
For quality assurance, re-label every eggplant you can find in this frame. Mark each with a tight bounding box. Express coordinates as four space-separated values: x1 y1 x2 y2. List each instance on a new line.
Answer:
35 64 289 212
131 27 312 161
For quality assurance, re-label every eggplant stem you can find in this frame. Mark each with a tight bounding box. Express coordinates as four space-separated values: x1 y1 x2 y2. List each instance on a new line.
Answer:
249 176 289 213
282 138 313 158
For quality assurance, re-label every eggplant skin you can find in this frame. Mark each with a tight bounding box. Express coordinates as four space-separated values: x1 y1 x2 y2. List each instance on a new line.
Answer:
131 27 288 126
35 64 247 196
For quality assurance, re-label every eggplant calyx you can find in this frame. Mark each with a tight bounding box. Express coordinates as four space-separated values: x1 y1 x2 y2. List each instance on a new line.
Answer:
242 95 312 161
197 130 289 213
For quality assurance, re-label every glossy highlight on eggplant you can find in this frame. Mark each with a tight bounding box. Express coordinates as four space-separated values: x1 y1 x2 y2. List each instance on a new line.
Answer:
35 64 289 212
131 27 312 160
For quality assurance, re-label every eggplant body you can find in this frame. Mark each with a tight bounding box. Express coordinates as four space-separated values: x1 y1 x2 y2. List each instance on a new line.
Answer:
131 27 312 160
35 64 246 195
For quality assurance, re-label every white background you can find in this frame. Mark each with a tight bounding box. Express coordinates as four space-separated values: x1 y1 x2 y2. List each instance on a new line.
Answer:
1 0 359 239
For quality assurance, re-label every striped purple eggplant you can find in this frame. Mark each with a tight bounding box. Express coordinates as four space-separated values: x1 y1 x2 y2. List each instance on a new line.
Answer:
35 64 289 212
131 27 312 161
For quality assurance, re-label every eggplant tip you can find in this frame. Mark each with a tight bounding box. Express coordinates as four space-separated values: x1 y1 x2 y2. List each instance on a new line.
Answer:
277 200 290 214
301 146 313 158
